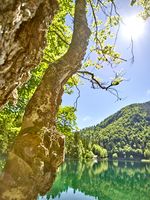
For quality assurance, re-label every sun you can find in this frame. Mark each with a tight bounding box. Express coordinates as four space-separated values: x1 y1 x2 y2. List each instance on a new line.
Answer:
122 15 145 40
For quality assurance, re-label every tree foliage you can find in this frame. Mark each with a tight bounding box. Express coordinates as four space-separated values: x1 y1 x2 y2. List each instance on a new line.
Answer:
79 101 150 160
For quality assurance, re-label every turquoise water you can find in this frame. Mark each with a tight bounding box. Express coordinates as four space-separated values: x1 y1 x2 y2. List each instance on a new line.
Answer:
38 160 150 200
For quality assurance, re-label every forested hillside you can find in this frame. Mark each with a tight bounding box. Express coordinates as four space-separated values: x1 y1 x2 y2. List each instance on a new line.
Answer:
79 101 150 160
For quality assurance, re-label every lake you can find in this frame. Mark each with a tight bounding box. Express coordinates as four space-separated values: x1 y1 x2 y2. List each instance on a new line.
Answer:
38 159 150 200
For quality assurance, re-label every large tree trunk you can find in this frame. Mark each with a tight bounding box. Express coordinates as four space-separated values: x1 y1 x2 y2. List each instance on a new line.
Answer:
0 0 58 107
0 0 90 199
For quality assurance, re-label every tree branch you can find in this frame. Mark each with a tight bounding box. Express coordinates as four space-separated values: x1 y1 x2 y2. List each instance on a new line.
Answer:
21 0 91 131
77 70 121 100
70 77 81 109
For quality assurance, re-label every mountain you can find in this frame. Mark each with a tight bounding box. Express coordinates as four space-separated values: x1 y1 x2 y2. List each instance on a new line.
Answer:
79 101 150 160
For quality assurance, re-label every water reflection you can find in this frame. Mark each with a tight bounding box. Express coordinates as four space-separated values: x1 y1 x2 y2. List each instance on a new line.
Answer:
41 160 150 200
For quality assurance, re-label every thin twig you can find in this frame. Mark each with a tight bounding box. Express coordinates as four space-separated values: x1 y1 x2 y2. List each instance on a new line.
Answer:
130 37 134 63
77 70 122 101
71 77 81 110
49 30 70 45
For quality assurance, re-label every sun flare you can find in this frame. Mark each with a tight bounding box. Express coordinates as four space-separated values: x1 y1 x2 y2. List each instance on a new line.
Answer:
122 15 145 40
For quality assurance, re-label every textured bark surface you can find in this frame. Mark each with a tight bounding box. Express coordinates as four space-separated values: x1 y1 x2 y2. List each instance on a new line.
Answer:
0 0 58 107
0 0 90 199
0 129 64 200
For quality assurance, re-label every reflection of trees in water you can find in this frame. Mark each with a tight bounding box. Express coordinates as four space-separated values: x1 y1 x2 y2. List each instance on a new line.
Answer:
46 160 150 200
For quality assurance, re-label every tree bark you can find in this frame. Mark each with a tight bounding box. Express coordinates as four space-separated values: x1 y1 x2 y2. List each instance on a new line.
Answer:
0 0 58 107
0 0 90 199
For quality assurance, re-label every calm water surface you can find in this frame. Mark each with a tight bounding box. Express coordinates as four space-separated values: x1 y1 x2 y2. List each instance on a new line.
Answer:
38 160 150 200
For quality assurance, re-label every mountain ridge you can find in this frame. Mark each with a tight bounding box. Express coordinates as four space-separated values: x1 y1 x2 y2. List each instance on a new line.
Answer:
79 100 150 159
83 100 150 130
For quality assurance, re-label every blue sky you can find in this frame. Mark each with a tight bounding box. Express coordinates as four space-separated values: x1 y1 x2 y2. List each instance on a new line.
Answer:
63 1 150 129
